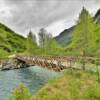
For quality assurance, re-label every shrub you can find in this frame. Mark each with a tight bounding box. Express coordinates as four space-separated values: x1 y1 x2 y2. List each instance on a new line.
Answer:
9 84 31 100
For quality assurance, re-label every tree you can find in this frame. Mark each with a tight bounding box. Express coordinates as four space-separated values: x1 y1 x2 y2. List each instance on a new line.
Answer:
38 28 47 48
38 29 61 55
95 23 100 57
27 31 37 54
69 7 96 56
44 33 60 55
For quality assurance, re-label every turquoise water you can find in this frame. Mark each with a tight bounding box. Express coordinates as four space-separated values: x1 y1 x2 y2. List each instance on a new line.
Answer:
0 66 59 100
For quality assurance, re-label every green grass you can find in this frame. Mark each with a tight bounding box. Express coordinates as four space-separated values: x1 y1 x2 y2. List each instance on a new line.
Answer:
30 69 100 100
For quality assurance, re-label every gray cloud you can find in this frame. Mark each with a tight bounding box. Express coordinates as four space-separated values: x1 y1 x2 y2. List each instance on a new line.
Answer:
0 0 100 36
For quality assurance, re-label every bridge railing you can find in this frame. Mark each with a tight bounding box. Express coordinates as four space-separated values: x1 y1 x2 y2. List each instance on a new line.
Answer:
15 55 100 70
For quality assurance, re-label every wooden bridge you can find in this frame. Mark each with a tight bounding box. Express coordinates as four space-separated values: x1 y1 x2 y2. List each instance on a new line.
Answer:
15 55 100 72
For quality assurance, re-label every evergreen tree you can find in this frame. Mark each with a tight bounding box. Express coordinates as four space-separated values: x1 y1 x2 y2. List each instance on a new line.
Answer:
27 31 37 54
69 7 96 56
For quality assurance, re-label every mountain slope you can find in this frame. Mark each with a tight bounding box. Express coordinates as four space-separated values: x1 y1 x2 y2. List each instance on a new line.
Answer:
55 26 74 46
55 9 100 46
94 9 100 23
0 23 26 58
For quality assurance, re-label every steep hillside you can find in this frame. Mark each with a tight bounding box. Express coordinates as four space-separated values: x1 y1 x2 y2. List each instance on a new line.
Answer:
55 9 100 46
55 26 74 46
0 23 26 58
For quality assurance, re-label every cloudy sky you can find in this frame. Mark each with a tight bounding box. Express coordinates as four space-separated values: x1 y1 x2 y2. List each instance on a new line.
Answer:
0 0 100 37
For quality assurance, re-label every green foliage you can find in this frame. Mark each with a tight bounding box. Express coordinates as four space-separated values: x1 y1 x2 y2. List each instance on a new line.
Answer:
95 23 100 57
43 36 61 55
0 23 27 58
31 70 100 100
9 84 31 100
38 28 47 48
38 29 62 56
84 83 100 100
68 7 96 56
26 31 37 54
0 49 10 58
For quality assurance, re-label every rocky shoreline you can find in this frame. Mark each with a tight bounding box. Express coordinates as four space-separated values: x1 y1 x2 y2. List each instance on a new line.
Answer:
0 59 29 71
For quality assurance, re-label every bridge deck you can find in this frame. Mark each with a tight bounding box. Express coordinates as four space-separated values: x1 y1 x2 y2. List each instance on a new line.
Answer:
15 55 100 72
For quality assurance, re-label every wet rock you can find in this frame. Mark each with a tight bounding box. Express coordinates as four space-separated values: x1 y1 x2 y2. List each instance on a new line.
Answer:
0 59 17 70
0 58 30 71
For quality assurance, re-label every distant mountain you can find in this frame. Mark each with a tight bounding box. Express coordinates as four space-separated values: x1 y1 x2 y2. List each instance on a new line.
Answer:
94 9 100 23
55 9 100 46
0 23 26 57
55 26 74 46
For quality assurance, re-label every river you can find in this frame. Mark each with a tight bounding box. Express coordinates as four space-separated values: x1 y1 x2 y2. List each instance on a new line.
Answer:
0 66 59 100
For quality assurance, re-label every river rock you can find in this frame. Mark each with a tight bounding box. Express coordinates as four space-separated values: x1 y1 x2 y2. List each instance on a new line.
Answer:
0 58 30 71
0 59 17 70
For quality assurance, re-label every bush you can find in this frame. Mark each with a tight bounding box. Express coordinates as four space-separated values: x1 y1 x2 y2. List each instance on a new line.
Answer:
9 84 31 100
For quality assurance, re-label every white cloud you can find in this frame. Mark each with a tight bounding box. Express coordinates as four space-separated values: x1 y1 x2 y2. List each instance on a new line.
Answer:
0 1 12 18
0 0 99 36
46 20 68 36
0 7 12 18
